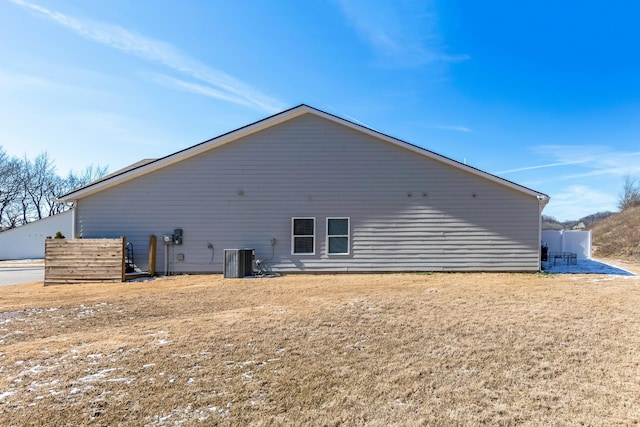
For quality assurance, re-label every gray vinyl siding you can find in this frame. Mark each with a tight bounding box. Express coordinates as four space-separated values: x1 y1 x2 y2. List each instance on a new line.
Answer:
75 114 542 273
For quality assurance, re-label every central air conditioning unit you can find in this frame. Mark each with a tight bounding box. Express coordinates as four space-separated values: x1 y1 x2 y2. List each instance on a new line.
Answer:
223 249 254 278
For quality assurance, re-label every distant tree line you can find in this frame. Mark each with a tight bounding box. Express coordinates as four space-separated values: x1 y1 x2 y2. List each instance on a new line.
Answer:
543 174 640 230
543 211 615 231
0 146 107 230
618 174 640 211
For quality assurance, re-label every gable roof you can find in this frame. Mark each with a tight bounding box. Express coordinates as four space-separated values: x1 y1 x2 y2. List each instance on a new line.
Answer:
60 104 549 205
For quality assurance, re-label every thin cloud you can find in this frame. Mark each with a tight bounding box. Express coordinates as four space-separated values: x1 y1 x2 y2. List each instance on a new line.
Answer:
497 160 588 175
339 113 380 132
539 145 640 178
0 70 54 90
432 125 472 133
545 184 618 221
498 145 640 177
561 163 640 180
313 103 382 132
333 0 469 66
9 0 285 113
152 75 258 109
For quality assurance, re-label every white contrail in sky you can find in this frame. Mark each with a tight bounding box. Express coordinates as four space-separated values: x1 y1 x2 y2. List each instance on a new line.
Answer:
9 0 285 113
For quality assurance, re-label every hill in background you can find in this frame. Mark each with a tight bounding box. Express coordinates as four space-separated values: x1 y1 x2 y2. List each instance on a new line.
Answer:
590 205 640 260
543 211 615 230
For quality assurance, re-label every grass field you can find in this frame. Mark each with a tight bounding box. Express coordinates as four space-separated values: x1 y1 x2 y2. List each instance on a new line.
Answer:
1 262 639 426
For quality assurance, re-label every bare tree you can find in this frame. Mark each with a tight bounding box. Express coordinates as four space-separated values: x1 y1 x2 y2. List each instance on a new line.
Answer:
22 152 57 221
0 145 109 229
618 174 640 211
0 149 24 229
49 164 109 214
46 175 67 216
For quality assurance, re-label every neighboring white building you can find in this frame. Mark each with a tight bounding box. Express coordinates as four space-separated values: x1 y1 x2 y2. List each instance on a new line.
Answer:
0 210 73 260
60 105 550 273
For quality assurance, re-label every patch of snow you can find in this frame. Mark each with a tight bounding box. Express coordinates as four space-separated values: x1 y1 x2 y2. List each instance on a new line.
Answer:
78 368 117 383
544 258 636 277
76 309 96 318
129 276 165 283
106 377 134 384
0 390 16 400
30 379 59 389
25 365 46 374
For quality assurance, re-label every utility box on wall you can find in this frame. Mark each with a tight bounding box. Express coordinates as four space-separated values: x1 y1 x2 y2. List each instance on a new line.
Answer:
223 249 254 278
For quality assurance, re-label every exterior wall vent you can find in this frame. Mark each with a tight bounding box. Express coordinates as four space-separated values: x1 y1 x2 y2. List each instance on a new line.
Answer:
224 248 254 278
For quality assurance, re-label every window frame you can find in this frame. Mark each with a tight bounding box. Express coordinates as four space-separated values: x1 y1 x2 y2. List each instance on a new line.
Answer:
326 217 350 255
291 217 316 255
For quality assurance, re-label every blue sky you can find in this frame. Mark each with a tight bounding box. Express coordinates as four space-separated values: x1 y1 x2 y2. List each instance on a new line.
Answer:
2 0 639 221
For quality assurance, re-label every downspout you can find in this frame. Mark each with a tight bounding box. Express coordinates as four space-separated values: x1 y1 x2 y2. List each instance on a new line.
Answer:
69 201 77 238
537 194 550 270
53 197 77 238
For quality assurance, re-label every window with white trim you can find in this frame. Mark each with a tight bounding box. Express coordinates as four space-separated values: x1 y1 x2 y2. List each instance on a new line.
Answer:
327 217 350 255
292 218 315 255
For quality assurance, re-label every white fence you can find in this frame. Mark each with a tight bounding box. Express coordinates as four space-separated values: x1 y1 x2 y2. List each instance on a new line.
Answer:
542 230 592 259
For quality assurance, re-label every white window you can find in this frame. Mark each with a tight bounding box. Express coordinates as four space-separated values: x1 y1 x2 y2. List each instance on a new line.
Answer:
292 218 315 255
327 217 350 255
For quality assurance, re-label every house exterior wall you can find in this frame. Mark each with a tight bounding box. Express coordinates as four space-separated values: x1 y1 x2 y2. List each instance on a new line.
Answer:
74 114 542 273
0 210 73 260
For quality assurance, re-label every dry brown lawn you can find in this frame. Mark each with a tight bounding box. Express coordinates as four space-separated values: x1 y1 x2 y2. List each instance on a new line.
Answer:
1 261 640 426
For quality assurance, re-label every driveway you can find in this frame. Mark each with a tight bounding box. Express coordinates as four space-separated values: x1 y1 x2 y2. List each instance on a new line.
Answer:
0 260 44 286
